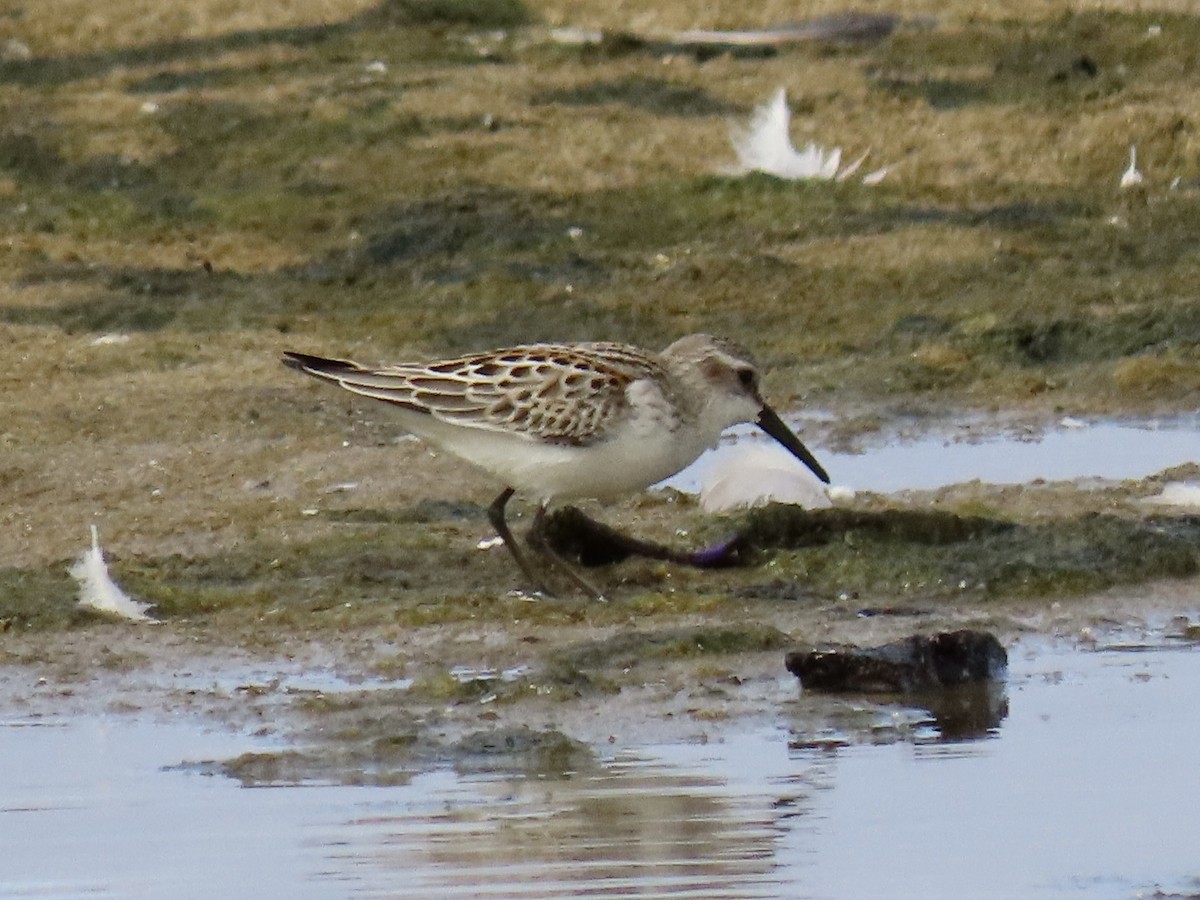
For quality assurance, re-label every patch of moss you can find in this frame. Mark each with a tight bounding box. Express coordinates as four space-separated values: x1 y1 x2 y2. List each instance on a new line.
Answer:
153 100 479 194
968 304 1200 366
743 507 1014 549
4 266 242 332
407 671 498 703
342 190 568 271
523 659 618 699
362 0 530 28
0 130 200 232
217 745 421 787
327 500 485 525
0 566 80 631
740 506 1200 599
101 525 533 628
871 11 1200 110
553 624 790 673
0 0 520 88
531 76 741 117
1112 356 1200 396
219 723 587 786
573 175 871 252
451 726 594 775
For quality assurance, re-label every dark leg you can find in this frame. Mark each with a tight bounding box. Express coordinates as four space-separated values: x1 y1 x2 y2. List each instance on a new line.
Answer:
487 488 553 596
527 503 607 601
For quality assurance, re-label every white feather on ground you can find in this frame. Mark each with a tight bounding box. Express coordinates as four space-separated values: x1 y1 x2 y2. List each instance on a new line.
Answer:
69 525 157 622
729 88 888 183
1119 145 1144 189
700 444 833 513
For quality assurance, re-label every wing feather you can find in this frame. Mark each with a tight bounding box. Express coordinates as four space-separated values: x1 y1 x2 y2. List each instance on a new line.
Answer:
282 344 667 446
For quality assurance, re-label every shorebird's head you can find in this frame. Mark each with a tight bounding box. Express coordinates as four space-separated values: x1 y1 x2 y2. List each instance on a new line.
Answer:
662 334 830 485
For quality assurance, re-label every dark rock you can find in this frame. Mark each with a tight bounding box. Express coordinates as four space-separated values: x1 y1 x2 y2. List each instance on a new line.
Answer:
785 629 1007 693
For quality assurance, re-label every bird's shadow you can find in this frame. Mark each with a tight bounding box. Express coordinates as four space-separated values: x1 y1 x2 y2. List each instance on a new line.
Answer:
543 506 749 569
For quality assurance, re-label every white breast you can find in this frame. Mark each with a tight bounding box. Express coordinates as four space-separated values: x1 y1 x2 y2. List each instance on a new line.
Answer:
392 376 723 503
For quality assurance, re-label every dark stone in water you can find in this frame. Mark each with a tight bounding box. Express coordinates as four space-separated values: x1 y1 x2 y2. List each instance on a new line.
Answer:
785 629 1007 693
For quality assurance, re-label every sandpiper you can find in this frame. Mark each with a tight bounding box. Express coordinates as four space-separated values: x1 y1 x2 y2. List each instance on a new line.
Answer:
283 334 829 599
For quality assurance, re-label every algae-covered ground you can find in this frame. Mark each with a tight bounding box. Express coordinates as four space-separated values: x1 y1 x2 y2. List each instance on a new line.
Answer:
2 0 1199 775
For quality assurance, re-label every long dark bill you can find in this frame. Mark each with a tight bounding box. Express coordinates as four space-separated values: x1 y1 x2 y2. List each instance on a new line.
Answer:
756 405 831 485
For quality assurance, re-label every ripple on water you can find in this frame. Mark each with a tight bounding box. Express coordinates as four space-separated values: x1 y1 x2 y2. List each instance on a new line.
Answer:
3 640 1200 899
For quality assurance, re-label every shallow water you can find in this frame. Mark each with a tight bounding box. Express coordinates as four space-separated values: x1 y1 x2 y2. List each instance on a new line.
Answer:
4 639 1199 899
664 414 1200 495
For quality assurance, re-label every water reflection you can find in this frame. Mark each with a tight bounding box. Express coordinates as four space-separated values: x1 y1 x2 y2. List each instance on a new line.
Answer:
662 414 1200 495
784 642 1200 899
349 762 789 898
322 642 1199 899
3 641 1199 898
919 681 1009 740
785 681 1007 753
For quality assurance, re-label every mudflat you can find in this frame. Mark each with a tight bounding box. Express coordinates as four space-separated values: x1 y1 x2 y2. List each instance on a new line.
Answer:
2 1 1199 774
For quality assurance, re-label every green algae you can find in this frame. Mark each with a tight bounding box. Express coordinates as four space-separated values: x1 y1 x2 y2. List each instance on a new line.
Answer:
4 504 1198 633
218 724 591 786
530 76 742 117
0 567 80 632
740 506 1200 599
874 11 1200 111
550 624 790 672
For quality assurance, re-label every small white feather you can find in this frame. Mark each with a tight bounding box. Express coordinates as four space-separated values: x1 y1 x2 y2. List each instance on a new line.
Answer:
861 166 890 186
1119 145 1144 189
836 148 871 182
69 526 157 622
90 333 130 346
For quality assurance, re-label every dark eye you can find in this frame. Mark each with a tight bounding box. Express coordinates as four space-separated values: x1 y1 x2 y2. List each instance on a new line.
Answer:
736 368 756 389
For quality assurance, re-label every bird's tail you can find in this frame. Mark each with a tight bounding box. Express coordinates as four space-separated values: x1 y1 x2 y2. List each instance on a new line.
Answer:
281 350 363 377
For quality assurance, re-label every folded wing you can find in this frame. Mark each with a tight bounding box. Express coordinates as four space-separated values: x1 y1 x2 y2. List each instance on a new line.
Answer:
283 344 663 446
